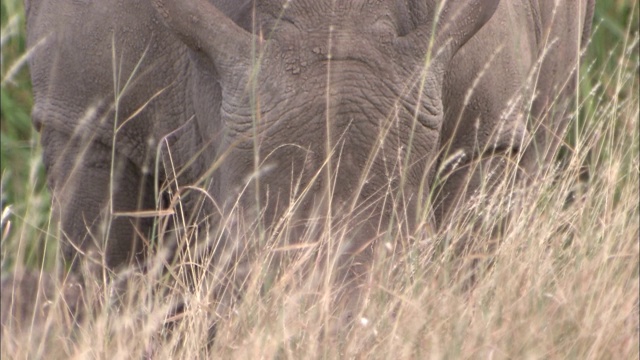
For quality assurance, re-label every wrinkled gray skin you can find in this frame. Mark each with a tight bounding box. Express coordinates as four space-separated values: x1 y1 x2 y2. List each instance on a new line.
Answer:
26 0 594 284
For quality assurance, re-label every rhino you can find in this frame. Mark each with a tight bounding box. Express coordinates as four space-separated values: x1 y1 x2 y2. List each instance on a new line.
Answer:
25 0 594 289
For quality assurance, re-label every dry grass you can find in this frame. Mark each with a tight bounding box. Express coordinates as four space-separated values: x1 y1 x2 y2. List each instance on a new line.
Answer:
1 2 638 359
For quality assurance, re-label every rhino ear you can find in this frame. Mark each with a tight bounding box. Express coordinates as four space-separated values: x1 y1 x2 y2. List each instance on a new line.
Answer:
434 0 499 57
151 0 252 71
401 0 499 62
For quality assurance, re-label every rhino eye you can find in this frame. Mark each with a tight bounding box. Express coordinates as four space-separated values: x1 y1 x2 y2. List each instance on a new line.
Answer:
280 14 296 26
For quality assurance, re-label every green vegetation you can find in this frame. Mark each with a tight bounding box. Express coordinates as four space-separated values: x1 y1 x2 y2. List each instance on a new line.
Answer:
1 0 54 273
1 1 638 358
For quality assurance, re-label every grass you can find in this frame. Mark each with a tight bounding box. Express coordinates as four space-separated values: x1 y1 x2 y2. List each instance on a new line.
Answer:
1 1 638 359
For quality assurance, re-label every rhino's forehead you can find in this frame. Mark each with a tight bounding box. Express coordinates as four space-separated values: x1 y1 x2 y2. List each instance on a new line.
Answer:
258 0 388 11
256 0 402 21
252 0 428 38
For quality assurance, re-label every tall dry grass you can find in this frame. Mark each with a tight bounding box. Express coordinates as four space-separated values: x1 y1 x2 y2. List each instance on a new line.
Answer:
1 1 638 359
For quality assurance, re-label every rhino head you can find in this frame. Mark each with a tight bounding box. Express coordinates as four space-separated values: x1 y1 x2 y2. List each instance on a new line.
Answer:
153 0 499 262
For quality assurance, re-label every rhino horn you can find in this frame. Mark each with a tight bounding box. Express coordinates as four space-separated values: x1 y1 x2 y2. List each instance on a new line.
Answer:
151 0 252 71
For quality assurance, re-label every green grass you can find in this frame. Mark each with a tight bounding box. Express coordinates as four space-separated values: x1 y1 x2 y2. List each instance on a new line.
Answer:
1 1 638 359
1 0 55 274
